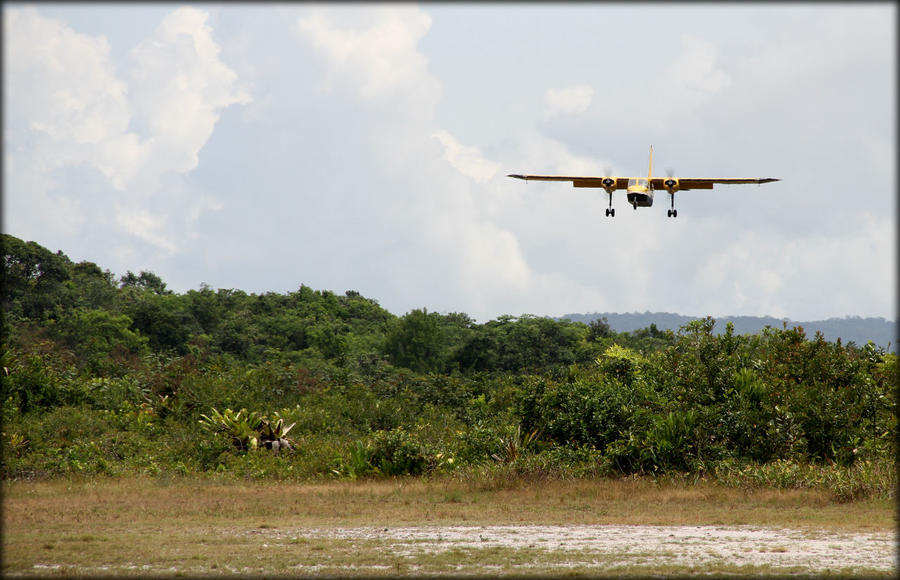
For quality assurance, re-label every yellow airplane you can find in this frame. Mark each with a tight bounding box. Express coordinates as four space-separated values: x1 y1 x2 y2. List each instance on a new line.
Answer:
508 146 779 218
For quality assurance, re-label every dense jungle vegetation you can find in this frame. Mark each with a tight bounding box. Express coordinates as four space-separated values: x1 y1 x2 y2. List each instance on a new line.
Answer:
1 234 896 499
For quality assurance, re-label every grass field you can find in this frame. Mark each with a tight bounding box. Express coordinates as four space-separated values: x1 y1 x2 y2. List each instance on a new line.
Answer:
4 475 897 576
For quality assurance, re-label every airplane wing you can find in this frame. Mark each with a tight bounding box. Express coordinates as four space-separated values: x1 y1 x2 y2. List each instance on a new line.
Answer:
649 177 780 190
507 175 779 190
507 175 630 189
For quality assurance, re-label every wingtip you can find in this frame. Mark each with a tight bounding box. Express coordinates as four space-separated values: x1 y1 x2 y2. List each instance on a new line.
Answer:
507 174 526 180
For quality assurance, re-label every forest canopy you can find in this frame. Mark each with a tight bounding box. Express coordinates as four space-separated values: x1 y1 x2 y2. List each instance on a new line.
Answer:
1 234 896 499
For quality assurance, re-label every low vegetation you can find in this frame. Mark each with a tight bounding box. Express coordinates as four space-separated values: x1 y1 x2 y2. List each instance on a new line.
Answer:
1 233 897 503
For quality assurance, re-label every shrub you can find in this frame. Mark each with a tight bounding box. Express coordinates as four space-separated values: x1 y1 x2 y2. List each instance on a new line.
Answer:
198 407 296 454
332 427 429 478
517 374 654 450
711 456 897 501
199 408 265 452
1 405 165 478
605 409 702 473
369 427 427 476
4 352 65 413
455 424 505 465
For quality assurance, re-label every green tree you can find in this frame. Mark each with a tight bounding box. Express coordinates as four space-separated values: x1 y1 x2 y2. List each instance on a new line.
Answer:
587 317 613 341
455 315 584 372
50 308 149 374
71 261 118 311
119 270 171 295
185 284 224 335
2 234 74 320
124 294 194 354
383 308 444 373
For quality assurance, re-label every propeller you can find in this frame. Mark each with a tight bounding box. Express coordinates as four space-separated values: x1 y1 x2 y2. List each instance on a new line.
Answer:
601 166 615 190
663 169 678 191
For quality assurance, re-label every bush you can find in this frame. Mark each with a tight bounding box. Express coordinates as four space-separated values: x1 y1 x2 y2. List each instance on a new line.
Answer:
711 457 896 501
516 373 655 450
455 424 505 465
4 351 69 413
368 427 428 476
332 427 429 478
605 409 703 473
2 406 161 478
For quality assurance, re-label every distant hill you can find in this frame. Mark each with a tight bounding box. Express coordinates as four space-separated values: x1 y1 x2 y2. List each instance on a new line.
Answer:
560 312 897 351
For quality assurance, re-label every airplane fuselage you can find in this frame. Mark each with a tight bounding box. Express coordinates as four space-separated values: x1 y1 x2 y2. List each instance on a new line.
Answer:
626 178 654 207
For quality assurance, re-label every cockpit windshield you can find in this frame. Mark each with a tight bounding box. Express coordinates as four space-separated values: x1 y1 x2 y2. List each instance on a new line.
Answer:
628 178 648 187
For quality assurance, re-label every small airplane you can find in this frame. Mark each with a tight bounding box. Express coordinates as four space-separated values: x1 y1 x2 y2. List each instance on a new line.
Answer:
508 146 779 217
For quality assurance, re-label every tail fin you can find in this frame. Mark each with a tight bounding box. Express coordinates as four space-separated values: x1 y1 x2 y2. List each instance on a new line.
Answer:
647 145 653 180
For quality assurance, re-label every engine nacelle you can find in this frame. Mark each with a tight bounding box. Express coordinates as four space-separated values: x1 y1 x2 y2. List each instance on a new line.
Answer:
662 177 680 193
601 177 617 194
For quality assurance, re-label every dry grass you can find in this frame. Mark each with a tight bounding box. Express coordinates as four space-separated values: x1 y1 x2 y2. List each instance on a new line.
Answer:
4 475 896 576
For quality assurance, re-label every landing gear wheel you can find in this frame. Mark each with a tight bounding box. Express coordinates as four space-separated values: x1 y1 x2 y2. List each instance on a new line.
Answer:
667 209 672 218
605 208 610 217
672 209 677 218
610 208 615 217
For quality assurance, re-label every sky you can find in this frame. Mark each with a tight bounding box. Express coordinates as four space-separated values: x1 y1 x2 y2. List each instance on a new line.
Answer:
3 3 896 322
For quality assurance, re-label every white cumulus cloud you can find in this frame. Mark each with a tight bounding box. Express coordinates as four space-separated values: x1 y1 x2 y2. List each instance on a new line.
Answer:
679 212 895 320
432 130 499 183
659 35 732 104
292 5 592 319
4 6 141 188
295 6 439 111
544 85 594 117
4 6 249 259
130 6 251 176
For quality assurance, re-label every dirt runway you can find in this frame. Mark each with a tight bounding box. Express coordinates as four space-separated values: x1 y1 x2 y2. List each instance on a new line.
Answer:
276 524 897 574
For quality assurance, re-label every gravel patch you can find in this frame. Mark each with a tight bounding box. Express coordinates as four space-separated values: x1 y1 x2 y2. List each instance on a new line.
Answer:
269 524 897 573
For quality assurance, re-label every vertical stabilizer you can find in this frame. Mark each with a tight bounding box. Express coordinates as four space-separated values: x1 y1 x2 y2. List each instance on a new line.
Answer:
647 145 654 180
